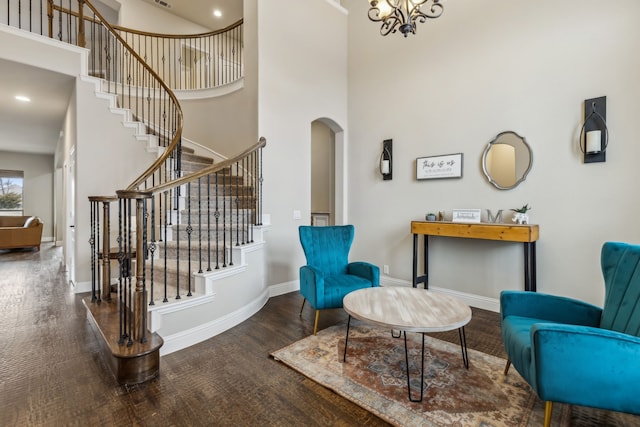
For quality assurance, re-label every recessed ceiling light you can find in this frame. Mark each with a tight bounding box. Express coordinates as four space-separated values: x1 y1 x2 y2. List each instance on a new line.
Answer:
213 9 222 18
15 95 31 102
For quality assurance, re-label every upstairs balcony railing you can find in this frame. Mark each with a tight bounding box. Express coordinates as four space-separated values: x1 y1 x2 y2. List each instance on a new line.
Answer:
1 0 244 90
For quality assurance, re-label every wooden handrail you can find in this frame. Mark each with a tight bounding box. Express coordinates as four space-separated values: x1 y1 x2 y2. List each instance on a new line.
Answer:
78 0 183 191
130 137 266 194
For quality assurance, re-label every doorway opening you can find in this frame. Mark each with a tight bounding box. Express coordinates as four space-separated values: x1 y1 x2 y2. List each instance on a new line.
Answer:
310 118 345 226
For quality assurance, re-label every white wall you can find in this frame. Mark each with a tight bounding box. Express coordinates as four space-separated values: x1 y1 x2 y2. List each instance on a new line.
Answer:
72 79 157 284
258 0 348 285
180 88 259 156
344 0 640 306
0 151 54 240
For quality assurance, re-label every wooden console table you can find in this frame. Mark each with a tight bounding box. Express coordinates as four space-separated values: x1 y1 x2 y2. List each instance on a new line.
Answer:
411 221 540 292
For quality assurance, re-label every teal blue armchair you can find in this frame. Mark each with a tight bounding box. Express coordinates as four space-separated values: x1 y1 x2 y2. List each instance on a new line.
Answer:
299 225 379 335
501 241 640 426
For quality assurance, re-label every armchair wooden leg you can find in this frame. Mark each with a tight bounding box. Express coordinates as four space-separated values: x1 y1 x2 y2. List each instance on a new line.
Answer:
299 298 306 316
503 359 511 375
313 310 320 335
544 401 553 427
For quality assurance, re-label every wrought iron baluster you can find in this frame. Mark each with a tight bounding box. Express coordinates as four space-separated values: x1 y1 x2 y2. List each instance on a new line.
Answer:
215 171 220 269
222 167 227 267
175 182 181 300
149 193 156 306
235 160 240 248
198 176 203 274
141 198 148 343
95 199 102 303
207 173 211 271
162 190 168 303
243 155 247 244
186 181 192 297
89 199 96 302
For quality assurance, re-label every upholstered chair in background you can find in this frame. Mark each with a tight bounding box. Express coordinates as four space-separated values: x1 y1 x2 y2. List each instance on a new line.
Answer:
500 241 640 426
298 225 379 335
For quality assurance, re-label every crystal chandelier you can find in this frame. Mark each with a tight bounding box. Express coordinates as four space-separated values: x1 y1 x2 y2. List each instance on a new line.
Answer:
367 0 444 37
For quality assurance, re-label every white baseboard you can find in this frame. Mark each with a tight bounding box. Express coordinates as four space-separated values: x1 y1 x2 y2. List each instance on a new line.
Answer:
380 275 499 313
73 279 92 294
159 291 269 356
160 279 299 356
269 280 298 297
265 276 499 312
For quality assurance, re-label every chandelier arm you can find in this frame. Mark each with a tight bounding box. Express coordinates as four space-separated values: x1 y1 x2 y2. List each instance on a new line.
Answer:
368 0 444 37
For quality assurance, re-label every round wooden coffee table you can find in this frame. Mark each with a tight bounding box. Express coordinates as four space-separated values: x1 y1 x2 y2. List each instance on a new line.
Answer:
342 286 472 402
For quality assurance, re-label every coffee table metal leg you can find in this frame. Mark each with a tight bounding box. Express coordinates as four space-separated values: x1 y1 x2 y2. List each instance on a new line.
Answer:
458 327 469 369
343 315 352 362
403 331 426 402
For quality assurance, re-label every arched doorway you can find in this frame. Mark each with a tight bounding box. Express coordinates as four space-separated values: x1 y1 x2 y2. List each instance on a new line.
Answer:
310 118 345 225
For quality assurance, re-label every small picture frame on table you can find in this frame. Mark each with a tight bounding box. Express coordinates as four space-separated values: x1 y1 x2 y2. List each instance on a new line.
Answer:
452 209 482 223
416 153 463 180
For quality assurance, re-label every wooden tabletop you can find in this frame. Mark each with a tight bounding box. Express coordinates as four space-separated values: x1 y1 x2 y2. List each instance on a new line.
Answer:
343 287 472 333
411 220 539 243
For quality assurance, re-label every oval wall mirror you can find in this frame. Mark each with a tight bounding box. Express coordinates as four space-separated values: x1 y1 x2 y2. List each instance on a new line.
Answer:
481 131 532 190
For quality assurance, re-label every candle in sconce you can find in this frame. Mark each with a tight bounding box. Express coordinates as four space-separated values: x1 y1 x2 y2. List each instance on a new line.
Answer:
381 160 390 175
586 130 602 153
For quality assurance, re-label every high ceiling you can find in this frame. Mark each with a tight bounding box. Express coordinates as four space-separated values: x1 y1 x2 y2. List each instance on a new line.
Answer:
140 0 243 30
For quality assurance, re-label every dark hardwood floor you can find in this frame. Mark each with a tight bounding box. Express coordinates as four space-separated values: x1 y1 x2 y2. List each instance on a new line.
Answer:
0 244 638 426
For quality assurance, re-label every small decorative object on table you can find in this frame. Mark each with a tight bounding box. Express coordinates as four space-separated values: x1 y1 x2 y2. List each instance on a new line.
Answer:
511 204 531 224
486 209 503 223
452 209 482 223
425 213 437 221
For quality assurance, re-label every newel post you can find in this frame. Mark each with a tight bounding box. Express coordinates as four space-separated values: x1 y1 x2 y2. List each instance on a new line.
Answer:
133 196 147 341
77 0 86 47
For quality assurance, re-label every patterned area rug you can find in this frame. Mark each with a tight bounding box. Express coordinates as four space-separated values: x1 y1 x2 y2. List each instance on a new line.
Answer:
272 322 567 427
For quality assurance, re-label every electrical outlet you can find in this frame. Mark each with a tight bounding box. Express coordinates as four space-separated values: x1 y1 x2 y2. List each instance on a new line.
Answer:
293 210 301 220
383 265 389 275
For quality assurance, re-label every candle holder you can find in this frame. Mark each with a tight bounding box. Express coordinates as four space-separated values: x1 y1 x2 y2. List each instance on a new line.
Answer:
579 96 608 164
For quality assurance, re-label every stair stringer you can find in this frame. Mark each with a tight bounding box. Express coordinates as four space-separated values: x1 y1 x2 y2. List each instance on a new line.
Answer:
80 74 161 154
148 225 270 356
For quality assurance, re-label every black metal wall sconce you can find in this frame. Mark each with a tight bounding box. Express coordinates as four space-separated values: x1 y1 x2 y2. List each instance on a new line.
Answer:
379 139 392 180
579 96 608 163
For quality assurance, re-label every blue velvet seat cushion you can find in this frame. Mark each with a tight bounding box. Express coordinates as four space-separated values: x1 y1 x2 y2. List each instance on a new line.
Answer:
322 274 372 309
501 315 557 387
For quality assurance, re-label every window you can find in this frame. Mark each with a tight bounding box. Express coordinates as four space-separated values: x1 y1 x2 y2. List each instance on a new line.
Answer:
0 170 24 216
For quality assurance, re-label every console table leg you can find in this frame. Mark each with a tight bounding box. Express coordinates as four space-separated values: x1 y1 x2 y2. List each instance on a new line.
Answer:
412 234 418 287
423 235 429 289
404 331 426 402
412 233 429 289
523 242 537 292
531 241 537 292
343 315 351 362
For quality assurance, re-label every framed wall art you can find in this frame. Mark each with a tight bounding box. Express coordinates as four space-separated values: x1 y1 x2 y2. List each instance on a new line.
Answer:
416 153 463 180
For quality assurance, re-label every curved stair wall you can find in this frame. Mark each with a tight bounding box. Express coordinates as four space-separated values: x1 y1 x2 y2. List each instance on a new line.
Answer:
2 0 267 382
